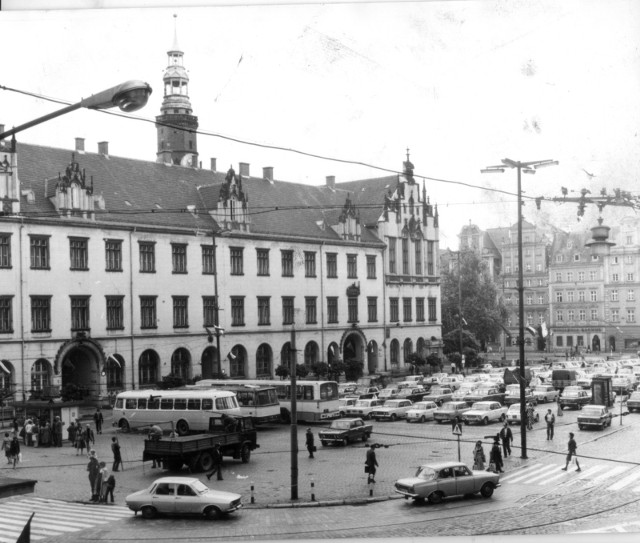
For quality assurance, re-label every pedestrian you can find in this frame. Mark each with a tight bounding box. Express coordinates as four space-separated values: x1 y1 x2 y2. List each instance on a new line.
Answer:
472 440 486 470
365 444 379 484
450 360 456 374
12 418 19 436
53 416 63 447
305 427 315 459
499 422 513 458
526 402 535 431
8 435 20 469
2 432 12 464
111 436 122 472
148 425 163 468
40 422 51 447
84 424 95 453
25 419 34 446
68 421 77 446
98 461 109 502
562 432 581 472
205 443 224 481
75 427 86 456
544 409 556 440
94 408 104 434
87 450 100 501
105 473 116 503
489 438 504 473
557 395 564 417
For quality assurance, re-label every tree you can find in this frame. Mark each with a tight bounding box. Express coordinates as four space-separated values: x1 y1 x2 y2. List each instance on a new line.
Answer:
275 363 310 379
441 249 508 352
311 362 329 379
406 352 426 374
343 359 364 381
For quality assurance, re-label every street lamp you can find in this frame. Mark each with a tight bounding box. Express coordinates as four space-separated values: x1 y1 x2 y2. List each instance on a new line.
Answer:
482 158 558 459
0 80 152 140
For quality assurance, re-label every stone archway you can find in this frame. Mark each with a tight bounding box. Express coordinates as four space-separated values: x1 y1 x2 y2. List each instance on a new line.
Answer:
609 336 616 353
366 340 378 375
201 346 218 379
592 335 601 352
341 329 366 369
54 338 105 401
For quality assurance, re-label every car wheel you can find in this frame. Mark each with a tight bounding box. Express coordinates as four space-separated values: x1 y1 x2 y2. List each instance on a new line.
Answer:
141 506 157 519
480 483 494 498
362 433 368 442
428 491 444 505
321 441 328 447
420 415 426 423
578 424 584 430
204 506 223 520
240 443 251 463
391 414 397 421
118 419 130 433
199 451 215 472
482 417 489 426
176 419 190 436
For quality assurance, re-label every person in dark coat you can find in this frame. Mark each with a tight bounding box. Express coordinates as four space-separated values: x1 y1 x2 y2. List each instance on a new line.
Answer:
87 450 100 501
94 409 104 434
489 438 504 473
305 428 315 458
53 416 63 447
68 421 77 446
9 436 20 469
205 443 224 481
499 423 513 457
365 444 379 484
111 436 122 472
83 424 95 453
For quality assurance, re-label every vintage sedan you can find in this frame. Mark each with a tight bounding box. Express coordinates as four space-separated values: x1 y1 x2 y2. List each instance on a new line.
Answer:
577 405 613 430
504 385 536 406
627 391 640 413
344 398 385 419
125 477 242 519
532 385 559 403
463 386 506 405
461 401 508 425
394 461 500 504
406 401 439 423
433 401 471 423
370 399 413 421
338 397 358 417
559 389 591 410
506 403 539 425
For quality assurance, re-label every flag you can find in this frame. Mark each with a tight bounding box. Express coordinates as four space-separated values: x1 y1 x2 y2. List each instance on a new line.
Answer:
16 513 34 543
0 359 10 374
106 354 121 368
498 322 512 339
541 322 549 338
526 325 537 337
227 351 236 360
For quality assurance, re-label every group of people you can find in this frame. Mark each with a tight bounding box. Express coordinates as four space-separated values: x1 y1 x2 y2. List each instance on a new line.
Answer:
1 431 21 468
86 449 116 503
16 416 65 447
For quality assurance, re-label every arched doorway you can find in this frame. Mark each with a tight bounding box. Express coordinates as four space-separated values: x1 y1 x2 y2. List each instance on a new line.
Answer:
256 344 272 378
591 335 601 352
201 346 218 379
390 339 400 369
30 358 52 399
366 341 378 375
304 341 319 368
342 331 365 368
403 338 413 366
229 345 247 378
608 336 616 353
104 354 124 392
56 338 104 400
139 349 160 388
281 342 293 370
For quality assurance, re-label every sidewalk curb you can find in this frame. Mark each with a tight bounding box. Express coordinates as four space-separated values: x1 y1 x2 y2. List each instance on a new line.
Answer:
249 494 402 509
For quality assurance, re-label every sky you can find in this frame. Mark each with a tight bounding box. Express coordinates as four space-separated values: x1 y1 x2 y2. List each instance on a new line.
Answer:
2 0 640 248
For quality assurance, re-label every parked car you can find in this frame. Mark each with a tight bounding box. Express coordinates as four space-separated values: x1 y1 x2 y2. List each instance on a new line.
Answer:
532 385 559 403
627 391 640 412
506 403 539 425
318 418 373 446
406 401 439 423
349 386 380 400
504 385 536 406
370 399 414 421
433 401 471 423
394 461 501 503
559 389 591 410
577 404 613 430
422 386 454 406
612 376 633 395
439 375 464 391
338 397 358 417
344 398 385 419
452 383 479 401
461 401 508 425
463 386 506 405
378 387 401 401
396 386 428 403
338 383 358 397
125 477 242 519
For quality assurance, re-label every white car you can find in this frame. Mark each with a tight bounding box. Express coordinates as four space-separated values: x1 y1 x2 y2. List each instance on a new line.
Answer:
406 401 438 423
125 477 242 519
461 401 508 425
338 397 358 416
439 375 464 391
532 385 559 403
344 398 386 419
370 399 413 421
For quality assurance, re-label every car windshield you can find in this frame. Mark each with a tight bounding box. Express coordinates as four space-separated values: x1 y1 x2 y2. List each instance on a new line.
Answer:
414 403 431 410
630 393 640 400
191 480 210 494
415 466 437 480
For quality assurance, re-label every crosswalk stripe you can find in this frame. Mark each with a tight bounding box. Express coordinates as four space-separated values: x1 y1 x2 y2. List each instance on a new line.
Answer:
521 465 562 484
0 516 66 535
0 504 113 527
606 468 640 491
24 497 131 516
500 464 545 482
503 464 557 484
590 465 627 482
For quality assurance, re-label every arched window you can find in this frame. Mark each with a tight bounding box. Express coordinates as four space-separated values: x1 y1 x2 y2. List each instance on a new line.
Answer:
139 350 159 386
229 345 246 378
327 343 340 366
105 354 124 390
390 339 400 368
304 341 319 367
31 359 51 391
256 344 272 378
416 337 426 357
404 338 413 364
0 360 13 390
281 342 293 369
171 348 191 380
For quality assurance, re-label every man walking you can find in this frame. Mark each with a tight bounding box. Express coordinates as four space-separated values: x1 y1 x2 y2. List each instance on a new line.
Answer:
206 443 224 481
305 428 315 459
562 432 581 472
111 436 122 472
365 444 379 484
94 408 104 434
545 409 556 440
499 422 513 458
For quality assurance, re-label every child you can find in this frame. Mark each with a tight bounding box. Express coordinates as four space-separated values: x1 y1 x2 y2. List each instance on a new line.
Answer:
105 473 116 503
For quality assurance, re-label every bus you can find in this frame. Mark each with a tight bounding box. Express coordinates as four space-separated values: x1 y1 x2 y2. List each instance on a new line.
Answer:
187 383 281 424
195 379 340 422
113 389 241 436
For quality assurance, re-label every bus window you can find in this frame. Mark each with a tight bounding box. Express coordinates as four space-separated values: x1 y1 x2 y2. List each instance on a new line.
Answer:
187 398 201 410
276 386 289 400
126 399 137 409
303 386 313 400
320 383 338 400
115 398 124 409
174 398 187 410
137 398 147 409
148 398 160 410
216 396 238 410
160 398 174 410
202 398 213 410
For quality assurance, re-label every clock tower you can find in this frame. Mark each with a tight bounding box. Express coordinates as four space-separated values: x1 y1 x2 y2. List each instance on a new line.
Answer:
156 15 199 167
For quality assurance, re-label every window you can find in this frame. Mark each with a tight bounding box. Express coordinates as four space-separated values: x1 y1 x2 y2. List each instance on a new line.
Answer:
256 344 271 377
348 297 358 323
257 249 269 276
171 349 190 380
628 290 635 302
31 359 51 391
428 297 437 322
611 309 619 322
402 237 409 274
538 294 544 304
567 272 573 282
366 255 376 279
536 264 542 272
526 295 533 305
590 270 597 280
556 310 563 322
70 296 90 331
0 234 11 268
390 298 399 322
31 296 51 332
140 296 157 329
506 266 512 274
347 254 357 278
613 256 619 264
402 298 412 322
326 253 337 278
538 279 544 286
327 297 338 324
281 250 294 277
282 297 294 325
556 292 563 303
627 273 635 282
578 291 585 302
304 251 316 277
173 296 189 328
30 236 50 269
201 245 215 274
555 255 563 263
568 310 574 322
591 309 598 320
139 242 155 273
203 296 216 327
567 292 574 302
589 290 597 302
612 273 620 282
230 247 244 275
172 243 187 273
139 350 158 385
367 297 378 322
415 241 422 275
0 296 13 333
628 309 636 323
626 235 634 245
527 313 534 325
231 297 245 326
258 297 270 325
416 298 425 322
611 290 619 301
305 297 317 324
388 237 397 274
574 254 581 262
626 255 633 264
578 272 585 281
526 263 531 272
106 296 124 330
427 240 434 275
304 342 318 367
105 239 122 272
554 272 562 282
579 309 586 321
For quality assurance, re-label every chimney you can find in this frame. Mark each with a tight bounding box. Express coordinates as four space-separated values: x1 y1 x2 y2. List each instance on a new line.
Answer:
263 166 273 182
239 162 250 177
326 175 336 189
210 158 217 171
98 141 109 156
75 138 85 153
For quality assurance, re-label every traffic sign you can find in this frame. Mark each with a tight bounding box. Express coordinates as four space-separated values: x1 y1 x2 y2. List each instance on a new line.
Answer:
452 424 462 436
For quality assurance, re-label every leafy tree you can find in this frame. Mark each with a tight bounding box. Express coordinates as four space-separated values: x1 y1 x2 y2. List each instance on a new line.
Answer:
441 249 508 352
442 329 480 355
275 363 310 380
406 352 426 373
311 362 329 379
344 359 364 381
328 360 346 381
157 373 185 389
426 353 442 373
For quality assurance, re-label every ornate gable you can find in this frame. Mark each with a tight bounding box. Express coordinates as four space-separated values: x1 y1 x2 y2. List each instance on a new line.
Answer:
212 166 251 232
47 153 96 218
332 195 361 241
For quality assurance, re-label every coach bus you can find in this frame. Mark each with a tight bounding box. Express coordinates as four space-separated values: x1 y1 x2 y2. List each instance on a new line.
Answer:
195 379 340 422
187 383 281 424
113 389 241 436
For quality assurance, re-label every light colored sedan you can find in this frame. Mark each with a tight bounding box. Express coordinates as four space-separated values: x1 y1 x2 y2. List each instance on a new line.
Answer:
406 401 438 423
126 477 242 519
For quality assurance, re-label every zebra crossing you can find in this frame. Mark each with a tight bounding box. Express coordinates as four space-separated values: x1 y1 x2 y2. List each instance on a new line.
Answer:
501 462 640 493
0 497 132 543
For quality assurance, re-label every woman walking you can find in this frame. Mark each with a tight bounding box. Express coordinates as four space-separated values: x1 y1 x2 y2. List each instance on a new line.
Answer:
9 435 20 469
472 440 486 470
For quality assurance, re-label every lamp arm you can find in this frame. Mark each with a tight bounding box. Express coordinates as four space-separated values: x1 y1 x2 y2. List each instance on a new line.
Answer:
0 102 82 140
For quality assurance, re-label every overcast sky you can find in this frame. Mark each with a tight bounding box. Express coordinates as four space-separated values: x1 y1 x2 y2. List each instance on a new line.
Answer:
2 0 639 247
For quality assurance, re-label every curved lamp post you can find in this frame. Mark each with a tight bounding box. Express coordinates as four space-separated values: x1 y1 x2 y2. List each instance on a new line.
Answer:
0 80 152 140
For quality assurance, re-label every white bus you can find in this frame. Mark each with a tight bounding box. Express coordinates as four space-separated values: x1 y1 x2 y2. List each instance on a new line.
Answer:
187 383 281 424
113 389 241 436
195 379 340 422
